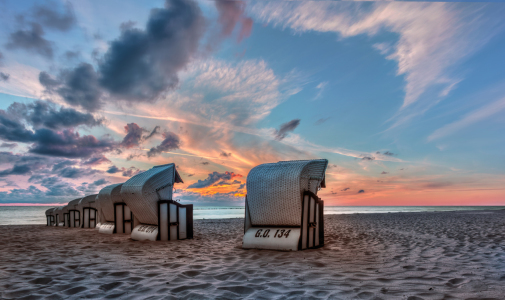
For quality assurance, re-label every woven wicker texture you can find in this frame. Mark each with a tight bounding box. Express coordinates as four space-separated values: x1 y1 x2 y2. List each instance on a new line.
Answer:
77 194 97 216
68 198 81 209
97 183 123 222
45 208 55 216
246 159 328 226
120 164 183 225
61 205 68 215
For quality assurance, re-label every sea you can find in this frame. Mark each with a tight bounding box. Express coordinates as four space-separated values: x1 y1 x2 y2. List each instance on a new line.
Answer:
1 206 504 225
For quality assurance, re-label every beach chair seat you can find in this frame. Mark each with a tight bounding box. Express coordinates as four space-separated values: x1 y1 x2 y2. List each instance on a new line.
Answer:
121 163 193 241
243 159 328 251
45 208 56 226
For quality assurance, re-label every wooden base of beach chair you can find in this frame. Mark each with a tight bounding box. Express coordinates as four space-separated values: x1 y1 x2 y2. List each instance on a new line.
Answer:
131 200 193 241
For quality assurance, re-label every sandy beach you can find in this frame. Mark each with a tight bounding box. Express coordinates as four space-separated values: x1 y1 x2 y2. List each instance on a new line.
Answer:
1 210 504 300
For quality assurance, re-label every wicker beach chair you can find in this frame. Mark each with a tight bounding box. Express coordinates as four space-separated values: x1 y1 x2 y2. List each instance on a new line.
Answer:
96 183 136 234
61 205 69 227
45 208 56 226
54 206 64 226
77 194 98 228
120 163 193 241
67 198 82 228
243 159 328 251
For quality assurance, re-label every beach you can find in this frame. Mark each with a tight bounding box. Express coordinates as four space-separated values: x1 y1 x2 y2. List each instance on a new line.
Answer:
1 210 504 300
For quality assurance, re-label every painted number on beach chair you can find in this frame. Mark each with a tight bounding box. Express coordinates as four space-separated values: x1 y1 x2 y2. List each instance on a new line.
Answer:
137 225 157 234
254 229 291 238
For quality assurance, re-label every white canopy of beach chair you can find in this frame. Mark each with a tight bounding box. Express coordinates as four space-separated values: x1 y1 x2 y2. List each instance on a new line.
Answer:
121 163 192 241
243 159 328 251
78 194 98 228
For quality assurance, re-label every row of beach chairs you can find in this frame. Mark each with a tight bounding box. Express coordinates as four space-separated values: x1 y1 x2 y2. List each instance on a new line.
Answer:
45 159 328 251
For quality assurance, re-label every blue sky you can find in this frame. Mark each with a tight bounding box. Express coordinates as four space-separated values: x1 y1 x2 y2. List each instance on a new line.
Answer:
0 0 504 205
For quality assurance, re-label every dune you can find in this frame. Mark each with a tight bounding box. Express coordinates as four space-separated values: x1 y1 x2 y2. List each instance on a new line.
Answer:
1 209 504 299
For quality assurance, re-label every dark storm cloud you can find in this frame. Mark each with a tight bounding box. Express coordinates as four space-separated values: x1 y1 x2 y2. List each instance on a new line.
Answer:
6 23 54 58
0 143 17 149
0 164 33 177
143 126 160 140
39 72 60 88
0 73 9 82
88 178 109 188
187 171 242 189
55 63 103 112
358 189 365 193
51 160 76 171
28 129 117 158
0 110 37 143
7 101 103 130
33 2 76 31
147 132 180 157
0 153 48 177
98 0 205 102
274 119 300 141
38 177 81 196
238 183 245 189
121 123 146 148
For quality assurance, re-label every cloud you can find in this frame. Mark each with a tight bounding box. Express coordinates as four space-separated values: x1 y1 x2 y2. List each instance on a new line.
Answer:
64 50 80 60
146 131 180 157
121 123 145 149
314 81 327 100
0 73 9 82
219 151 232 158
428 97 505 141
0 143 17 149
33 2 76 31
341 187 350 191
81 155 111 166
383 151 395 156
358 189 365 193
251 2 504 122
7 100 103 130
187 171 242 189
106 165 143 177
143 125 160 140
54 166 100 179
6 23 54 58
361 156 375 161
315 117 330 125
52 63 103 112
28 129 117 158
215 0 253 43
381 171 389 174
274 119 300 141
200 161 209 165
98 0 205 102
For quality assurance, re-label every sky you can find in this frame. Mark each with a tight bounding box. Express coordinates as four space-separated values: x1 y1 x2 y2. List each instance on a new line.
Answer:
0 0 504 206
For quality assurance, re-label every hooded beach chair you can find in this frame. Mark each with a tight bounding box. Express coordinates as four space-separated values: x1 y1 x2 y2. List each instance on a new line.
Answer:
45 208 56 226
97 183 137 234
67 198 82 228
61 205 70 227
54 206 64 226
120 163 193 241
243 159 328 251
78 194 98 228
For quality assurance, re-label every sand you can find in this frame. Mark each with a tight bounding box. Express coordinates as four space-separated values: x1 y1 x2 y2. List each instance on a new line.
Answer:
1 210 505 300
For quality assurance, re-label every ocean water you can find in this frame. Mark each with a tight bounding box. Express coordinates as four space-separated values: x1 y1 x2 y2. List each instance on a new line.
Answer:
1 205 504 225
